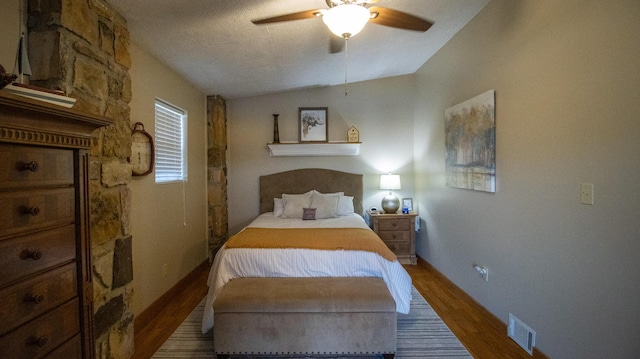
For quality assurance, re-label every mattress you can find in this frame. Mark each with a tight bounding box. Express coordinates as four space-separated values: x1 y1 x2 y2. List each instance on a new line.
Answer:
201 213 413 334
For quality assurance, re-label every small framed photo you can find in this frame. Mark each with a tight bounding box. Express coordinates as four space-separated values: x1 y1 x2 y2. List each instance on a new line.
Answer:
299 107 328 142
402 198 413 212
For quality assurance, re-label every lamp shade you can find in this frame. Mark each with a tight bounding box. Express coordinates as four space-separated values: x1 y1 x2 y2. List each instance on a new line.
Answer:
379 174 401 190
322 4 370 38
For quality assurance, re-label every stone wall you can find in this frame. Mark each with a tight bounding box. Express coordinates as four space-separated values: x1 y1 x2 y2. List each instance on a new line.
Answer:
27 0 134 358
207 95 228 259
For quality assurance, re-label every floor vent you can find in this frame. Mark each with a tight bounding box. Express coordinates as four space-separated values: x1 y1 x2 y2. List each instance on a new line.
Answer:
508 313 536 355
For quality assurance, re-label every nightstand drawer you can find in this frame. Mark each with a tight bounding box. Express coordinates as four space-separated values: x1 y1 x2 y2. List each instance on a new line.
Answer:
383 241 411 256
377 218 412 231
378 230 410 243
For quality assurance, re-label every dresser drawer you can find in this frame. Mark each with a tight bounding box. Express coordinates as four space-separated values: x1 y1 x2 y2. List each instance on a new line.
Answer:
377 218 412 231
0 298 80 359
0 225 76 287
0 188 75 238
0 143 74 189
44 333 82 359
0 262 77 336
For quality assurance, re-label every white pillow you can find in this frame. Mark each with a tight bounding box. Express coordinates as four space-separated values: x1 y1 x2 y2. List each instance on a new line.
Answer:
273 198 284 217
310 195 339 219
337 196 354 216
281 192 313 218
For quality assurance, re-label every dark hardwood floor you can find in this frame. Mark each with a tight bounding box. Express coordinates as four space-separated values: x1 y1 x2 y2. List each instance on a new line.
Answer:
132 258 548 359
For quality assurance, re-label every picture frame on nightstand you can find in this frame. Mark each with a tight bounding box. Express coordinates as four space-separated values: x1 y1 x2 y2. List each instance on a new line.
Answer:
402 198 413 211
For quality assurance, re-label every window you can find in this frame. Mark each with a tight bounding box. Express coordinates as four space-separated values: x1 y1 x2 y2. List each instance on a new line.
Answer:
154 99 187 183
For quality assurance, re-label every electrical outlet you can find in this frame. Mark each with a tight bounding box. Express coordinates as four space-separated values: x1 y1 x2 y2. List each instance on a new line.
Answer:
474 265 489 281
162 264 168 278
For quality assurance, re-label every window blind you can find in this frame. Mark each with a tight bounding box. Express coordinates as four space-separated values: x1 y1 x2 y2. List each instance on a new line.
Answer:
155 100 187 183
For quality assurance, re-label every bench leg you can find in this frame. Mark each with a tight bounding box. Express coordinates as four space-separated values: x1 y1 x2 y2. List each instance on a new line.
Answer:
383 354 395 359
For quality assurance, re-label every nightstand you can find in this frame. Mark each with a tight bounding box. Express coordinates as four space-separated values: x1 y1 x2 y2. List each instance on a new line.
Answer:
368 211 418 265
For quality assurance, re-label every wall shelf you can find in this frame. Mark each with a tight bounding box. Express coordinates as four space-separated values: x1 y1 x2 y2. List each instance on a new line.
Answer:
267 142 361 156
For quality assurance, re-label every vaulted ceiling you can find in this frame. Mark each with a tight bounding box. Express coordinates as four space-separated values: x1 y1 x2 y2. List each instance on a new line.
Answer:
107 0 489 99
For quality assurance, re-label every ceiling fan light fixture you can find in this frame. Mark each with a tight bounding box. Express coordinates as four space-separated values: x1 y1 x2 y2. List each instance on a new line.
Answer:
322 4 370 38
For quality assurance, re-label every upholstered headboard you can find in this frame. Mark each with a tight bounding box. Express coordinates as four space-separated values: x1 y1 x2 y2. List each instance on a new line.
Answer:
259 168 363 215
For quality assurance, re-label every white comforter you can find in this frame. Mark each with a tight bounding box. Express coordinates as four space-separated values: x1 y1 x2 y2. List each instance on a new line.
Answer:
201 213 413 333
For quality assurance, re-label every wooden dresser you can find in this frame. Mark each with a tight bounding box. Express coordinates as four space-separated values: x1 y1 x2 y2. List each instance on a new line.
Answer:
368 211 418 265
0 91 111 359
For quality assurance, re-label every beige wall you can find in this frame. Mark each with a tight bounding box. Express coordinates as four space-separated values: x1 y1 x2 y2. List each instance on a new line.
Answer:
0 0 21 74
413 1 640 358
128 43 208 315
227 76 417 234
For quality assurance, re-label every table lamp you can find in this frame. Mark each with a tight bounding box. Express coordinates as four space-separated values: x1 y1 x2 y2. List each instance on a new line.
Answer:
379 174 401 213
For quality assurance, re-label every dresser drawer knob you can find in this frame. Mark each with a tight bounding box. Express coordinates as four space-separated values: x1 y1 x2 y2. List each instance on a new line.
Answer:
27 294 46 304
31 336 48 348
22 249 43 260
392 234 397 239
20 161 40 172
23 206 41 216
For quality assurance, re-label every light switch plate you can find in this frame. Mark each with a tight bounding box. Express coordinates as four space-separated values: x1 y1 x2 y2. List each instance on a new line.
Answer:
580 183 594 205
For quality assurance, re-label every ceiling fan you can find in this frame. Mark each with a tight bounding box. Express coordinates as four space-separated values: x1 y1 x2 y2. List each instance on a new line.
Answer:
252 0 433 47
252 0 433 95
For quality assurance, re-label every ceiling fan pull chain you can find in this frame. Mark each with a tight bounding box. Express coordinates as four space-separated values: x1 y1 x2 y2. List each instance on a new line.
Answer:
344 36 349 96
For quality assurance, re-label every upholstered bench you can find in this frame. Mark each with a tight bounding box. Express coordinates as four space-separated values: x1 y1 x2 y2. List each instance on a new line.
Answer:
213 277 397 358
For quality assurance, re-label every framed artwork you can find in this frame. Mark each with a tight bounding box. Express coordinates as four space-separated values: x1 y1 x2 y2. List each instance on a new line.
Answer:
299 107 328 142
445 90 496 193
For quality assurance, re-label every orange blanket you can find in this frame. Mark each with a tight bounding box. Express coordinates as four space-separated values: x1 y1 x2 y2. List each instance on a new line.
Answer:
226 227 397 262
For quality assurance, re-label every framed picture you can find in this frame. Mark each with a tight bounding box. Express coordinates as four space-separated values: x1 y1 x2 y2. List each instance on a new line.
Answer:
445 90 496 193
299 107 328 142
402 198 413 212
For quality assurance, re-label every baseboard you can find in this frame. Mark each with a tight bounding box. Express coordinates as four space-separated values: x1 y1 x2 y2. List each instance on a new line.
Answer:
134 259 210 334
415 256 549 359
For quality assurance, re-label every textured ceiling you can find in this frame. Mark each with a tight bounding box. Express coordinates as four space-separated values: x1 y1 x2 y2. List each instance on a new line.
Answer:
107 0 489 99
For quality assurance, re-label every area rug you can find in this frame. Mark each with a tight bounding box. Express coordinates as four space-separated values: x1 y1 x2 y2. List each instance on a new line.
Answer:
152 286 472 358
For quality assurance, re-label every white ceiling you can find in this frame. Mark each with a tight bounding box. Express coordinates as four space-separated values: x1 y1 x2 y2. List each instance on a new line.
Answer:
107 0 489 99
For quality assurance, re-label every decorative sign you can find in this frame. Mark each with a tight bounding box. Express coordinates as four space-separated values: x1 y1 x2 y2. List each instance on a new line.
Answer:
347 126 359 143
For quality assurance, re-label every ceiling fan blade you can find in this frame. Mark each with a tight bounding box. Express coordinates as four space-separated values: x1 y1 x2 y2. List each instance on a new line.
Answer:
252 9 321 24
368 6 433 32
329 36 344 54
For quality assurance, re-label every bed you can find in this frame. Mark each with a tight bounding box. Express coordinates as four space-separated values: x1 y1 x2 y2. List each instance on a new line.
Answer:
201 168 413 357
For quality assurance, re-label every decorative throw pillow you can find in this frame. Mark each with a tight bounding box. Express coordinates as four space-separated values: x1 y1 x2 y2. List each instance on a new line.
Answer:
310 194 339 219
302 208 316 220
281 192 313 218
273 198 284 217
337 196 354 216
